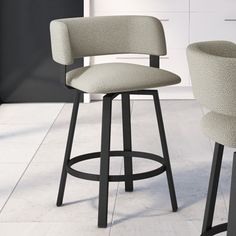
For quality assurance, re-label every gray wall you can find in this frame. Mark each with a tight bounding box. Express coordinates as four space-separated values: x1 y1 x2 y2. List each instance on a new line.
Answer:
0 0 84 102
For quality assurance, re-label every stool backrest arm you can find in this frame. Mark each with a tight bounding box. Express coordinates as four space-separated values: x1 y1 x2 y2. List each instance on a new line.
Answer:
187 41 236 117
50 15 166 65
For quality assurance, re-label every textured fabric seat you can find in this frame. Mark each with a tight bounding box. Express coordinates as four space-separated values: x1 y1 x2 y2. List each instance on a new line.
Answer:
201 112 236 148
66 63 181 94
187 41 236 148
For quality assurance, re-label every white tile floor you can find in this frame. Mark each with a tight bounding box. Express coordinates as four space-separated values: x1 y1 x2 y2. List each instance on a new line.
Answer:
0 100 233 236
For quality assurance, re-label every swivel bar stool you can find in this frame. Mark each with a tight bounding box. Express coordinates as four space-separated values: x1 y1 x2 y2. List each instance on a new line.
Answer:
50 15 180 228
187 41 236 236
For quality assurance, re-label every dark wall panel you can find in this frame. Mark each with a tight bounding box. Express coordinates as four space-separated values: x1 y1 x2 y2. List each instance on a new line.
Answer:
0 0 83 102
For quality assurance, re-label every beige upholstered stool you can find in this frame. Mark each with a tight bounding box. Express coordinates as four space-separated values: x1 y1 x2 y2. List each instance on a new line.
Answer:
50 15 180 227
187 41 236 236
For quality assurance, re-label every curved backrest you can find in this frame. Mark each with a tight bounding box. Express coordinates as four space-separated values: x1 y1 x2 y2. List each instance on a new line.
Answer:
187 41 236 116
50 15 167 65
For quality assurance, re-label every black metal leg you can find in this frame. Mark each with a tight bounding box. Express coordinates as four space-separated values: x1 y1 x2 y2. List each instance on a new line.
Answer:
98 94 113 228
227 152 236 236
153 91 178 212
201 143 224 234
57 92 81 206
122 93 134 192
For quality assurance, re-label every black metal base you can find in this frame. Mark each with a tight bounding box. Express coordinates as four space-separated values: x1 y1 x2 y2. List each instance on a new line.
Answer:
201 223 227 236
56 89 178 228
201 143 236 236
67 151 166 181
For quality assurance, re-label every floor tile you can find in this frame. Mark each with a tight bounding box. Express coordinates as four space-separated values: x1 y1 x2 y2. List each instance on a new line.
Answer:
0 162 121 226
0 124 51 162
110 218 201 236
0 164 26 209
0 222 109 236
0 103 63 163
131 100 213 163
33 101 129 163
112 161 227 223
0 103 64 125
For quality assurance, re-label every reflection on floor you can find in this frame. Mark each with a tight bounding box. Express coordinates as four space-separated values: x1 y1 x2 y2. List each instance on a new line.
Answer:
0 100 233 236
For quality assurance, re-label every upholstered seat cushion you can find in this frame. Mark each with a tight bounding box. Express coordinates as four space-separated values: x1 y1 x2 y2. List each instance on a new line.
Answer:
201 111 236 148
66 63 181 94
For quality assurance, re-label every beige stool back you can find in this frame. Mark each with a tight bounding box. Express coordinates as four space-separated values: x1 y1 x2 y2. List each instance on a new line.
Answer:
187 41 236 117
50 15 167 65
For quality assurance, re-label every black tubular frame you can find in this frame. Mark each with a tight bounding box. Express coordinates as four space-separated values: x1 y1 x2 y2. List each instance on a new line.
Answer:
56 91 81 207
98 93 113 227
201 143 236 236
227 152 236 235
122 93 134 192
56 55 178 228
201 143 225 235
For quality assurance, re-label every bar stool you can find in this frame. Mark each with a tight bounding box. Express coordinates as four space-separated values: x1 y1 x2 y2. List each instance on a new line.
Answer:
50 15 180 228
187 41 236 236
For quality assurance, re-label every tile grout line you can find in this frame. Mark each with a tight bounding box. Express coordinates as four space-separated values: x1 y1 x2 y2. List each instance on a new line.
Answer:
109 162 123 236
0 103 66 215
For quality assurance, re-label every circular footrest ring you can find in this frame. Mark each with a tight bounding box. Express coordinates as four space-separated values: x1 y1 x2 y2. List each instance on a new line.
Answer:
201 223 228 236
66 150 166 182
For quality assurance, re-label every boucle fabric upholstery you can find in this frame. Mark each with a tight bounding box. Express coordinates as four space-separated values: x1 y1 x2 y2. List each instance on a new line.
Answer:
66 63 181 94
50 15 167 65
187 41 236 146
201 112 236 148
187 41 236 117
50 15 181 93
